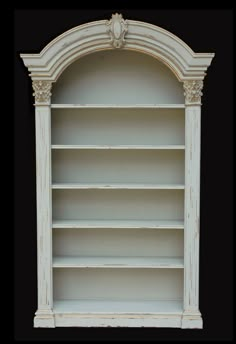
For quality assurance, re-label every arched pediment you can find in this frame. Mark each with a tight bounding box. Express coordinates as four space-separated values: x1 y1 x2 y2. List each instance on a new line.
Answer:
20 13 214 83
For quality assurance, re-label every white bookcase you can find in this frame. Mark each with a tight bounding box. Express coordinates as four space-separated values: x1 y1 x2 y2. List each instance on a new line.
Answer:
20 13 214 328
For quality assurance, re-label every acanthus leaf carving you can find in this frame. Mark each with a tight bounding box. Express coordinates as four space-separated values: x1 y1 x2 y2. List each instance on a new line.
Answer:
32 80 52 104
106 13 128 49
183 80 203 104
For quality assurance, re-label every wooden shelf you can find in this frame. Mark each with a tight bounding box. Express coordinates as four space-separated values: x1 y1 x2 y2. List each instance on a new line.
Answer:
53 299 183 314
51 183 185 190
51 104 185 109
53 256 184 268
51 145 185 150
52 220 184 229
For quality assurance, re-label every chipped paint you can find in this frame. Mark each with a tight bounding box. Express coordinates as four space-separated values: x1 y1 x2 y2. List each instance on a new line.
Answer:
183 105 202 327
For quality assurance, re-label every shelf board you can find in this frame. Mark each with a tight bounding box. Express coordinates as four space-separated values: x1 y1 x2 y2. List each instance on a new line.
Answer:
53 256 184 269
51 183 185 190
51 144 185 150
52 220 184 229
51 104 185 109
53 299 183 314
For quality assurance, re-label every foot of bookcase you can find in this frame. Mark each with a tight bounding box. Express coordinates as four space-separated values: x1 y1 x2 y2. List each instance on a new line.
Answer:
181 311 203 329
34 309 55 328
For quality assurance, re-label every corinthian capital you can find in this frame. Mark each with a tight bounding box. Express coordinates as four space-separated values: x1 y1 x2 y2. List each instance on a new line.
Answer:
183 80 203 105
32 80 52 104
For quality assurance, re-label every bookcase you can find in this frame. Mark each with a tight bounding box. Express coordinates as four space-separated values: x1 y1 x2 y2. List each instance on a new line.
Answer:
20 13 214 328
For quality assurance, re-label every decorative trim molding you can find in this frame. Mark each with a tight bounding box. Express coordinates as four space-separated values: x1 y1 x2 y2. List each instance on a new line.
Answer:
181 311 203 329
32 80 52 104
183 80 203 105
20 14 214 82
34 309 55 328
106 13 128 48
54 313 182 327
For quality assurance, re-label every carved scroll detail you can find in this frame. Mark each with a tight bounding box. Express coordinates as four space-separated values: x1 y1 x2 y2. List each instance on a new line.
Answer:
106 13 128 48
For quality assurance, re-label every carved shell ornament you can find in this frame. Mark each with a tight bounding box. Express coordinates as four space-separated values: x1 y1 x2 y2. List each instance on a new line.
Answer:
106 13 128 48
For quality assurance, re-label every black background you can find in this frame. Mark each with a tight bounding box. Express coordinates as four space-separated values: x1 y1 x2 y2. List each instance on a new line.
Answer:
14 9 233 341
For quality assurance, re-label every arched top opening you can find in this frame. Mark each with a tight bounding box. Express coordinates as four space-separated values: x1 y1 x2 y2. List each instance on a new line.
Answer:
20 14 214 83
52 50 184 104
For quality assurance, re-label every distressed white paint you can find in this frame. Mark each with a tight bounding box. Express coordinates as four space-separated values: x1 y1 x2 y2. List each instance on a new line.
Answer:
54 315 182 327
20 15 214 81
51 183 185 189
34 105 54 327
52 219 184 229
53 256 184 268
51 144 185 149
54 299 183 327
20 13 214 328
182 104 202 328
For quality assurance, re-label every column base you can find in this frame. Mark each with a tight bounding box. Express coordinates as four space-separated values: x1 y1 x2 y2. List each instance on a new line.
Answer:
34 309 55 328
181 311 203 329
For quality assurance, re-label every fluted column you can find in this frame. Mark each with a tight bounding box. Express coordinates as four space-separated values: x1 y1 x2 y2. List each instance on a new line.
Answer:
182 80 203 329
32 80 55 327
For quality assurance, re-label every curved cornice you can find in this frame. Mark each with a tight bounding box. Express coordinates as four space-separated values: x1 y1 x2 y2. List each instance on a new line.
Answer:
20 14 214 82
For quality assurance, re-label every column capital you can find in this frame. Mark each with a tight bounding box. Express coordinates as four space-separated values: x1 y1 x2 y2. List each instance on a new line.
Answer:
183 80 203 105
32 80 52 105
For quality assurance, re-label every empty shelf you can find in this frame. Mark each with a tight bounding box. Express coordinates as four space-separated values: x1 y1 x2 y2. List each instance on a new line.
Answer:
53 299 183 314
